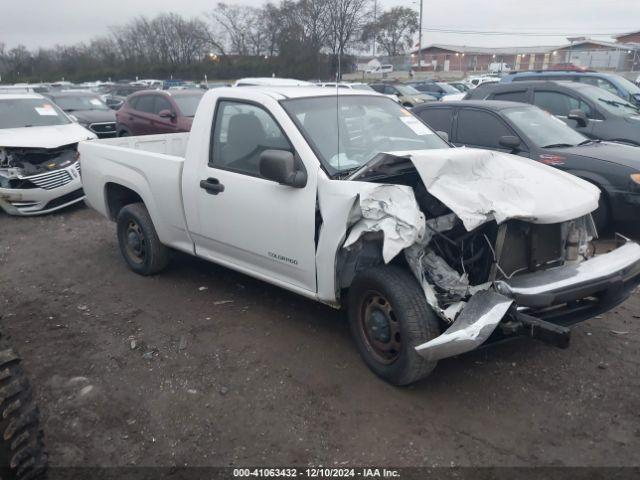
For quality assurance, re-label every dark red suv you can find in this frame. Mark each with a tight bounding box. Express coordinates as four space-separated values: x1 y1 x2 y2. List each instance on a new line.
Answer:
115 90 204 136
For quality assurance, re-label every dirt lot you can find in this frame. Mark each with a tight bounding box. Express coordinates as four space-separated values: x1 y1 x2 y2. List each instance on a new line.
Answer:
1 205 639 469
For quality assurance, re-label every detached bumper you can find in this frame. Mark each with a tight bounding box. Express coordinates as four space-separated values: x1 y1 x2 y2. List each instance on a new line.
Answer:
415 241 640 362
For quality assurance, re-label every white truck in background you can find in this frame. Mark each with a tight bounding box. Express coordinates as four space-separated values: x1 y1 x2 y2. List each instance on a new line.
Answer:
78 87 640 385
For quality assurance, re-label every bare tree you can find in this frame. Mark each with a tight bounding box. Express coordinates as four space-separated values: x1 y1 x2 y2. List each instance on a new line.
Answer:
362 6 418 57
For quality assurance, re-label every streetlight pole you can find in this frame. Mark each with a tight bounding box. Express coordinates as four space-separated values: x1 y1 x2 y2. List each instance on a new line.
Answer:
418 0 423 70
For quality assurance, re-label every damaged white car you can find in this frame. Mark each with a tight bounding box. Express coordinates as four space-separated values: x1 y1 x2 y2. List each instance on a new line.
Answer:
78 88 640 385
0 93 96 216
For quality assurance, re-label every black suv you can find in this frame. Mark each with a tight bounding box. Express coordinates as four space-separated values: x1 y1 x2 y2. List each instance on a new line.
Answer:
466 81 640 146
413 100 640 230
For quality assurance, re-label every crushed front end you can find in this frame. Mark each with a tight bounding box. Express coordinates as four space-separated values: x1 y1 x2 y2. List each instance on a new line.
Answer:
340 148 640 362
0 144 84 216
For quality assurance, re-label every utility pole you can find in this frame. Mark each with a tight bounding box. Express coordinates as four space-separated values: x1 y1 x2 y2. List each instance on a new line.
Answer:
373 0 377 57
418 0 423 70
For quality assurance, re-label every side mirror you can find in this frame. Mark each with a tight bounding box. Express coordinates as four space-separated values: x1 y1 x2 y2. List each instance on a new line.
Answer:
567 109 588 127
499 135 521 151
436 131 449 143
159 109 176 119
259 150 307 188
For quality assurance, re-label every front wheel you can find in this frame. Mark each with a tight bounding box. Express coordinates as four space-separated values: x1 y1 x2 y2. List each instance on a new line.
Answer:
116 203 170 275
348 265 441 386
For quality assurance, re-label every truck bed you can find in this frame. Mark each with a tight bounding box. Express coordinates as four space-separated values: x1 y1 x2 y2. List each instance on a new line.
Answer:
78 133 193 253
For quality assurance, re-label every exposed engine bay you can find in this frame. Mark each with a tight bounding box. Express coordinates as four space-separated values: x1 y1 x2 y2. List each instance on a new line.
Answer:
0 144 78 188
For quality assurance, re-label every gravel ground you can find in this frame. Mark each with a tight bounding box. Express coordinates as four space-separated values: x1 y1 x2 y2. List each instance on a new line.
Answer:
0 205 639 468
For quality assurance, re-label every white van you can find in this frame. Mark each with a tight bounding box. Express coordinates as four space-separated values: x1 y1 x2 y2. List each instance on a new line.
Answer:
366 64 394 74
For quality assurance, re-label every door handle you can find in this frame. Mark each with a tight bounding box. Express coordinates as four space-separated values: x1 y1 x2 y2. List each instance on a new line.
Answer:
200 178 225 195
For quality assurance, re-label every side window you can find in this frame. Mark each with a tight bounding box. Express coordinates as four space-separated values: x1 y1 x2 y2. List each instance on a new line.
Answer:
135 95 155 113
128 97 139 109
370 85 384 93
456 109 517 149
384 86 397 95
416 108 454 134
210 101 293 177
491 90 528 103
154 96 173 115
533 91 592 117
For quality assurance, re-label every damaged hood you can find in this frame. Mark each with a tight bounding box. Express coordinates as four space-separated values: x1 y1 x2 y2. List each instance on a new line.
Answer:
400 148 600 231
0 123 96 149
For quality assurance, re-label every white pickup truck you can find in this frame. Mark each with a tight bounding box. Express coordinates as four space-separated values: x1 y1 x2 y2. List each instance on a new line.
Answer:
79 87 640 385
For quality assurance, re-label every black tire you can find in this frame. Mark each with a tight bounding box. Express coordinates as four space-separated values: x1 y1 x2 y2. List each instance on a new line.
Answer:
0 338 47 480
117 129 130 137
348 265 441 386
116 203 169 276
591 187 611 234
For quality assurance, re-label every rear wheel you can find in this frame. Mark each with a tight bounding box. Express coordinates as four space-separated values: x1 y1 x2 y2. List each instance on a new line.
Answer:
348 265 441 386
116 203 169 275
117 129 130 137
0 338 47 480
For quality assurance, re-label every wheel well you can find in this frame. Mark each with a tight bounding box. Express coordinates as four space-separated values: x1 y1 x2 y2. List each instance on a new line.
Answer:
105 183 143 220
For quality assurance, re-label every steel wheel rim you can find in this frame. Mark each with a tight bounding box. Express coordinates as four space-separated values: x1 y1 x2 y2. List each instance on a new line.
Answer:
124 220 146 264
359 291 402 365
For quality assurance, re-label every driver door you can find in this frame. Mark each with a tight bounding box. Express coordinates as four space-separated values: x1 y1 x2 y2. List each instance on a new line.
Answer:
184 99 318 294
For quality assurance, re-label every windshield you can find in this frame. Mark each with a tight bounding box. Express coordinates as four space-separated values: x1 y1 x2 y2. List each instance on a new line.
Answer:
0 98 71 129
173 94 204 117
437 83 461 94
281 95 449 175
614 75 640 94
351 84 376 92
503 106 586 148
396 85 421 96
54 95 109 111
580 85 640 116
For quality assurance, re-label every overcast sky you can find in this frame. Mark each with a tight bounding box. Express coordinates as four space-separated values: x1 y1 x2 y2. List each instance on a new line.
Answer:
2 0 639 50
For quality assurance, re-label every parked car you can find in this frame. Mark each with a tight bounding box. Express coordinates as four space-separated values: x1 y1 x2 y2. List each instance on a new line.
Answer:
466 81 640 146
101 85 147 110
407 81 461 101
318 82 399 102
79 87 640 386
0 93 96 216
115 90 204 136
466 75 501 88
234 77 314 87
46 91 117 138
369 83 436 107
502 70 640 107
200 82 230 90
448 82 470 93
413 100 640 230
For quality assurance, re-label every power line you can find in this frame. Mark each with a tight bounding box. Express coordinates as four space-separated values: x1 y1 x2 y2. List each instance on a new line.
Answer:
419 27 633 37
